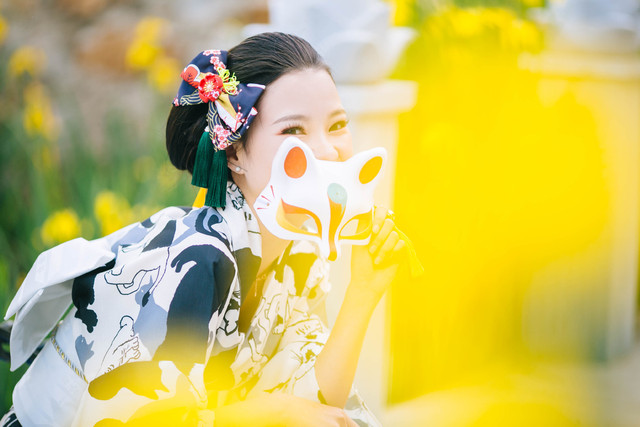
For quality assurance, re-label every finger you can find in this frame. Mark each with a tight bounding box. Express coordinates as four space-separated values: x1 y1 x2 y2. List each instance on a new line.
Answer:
393 238 406 253
374 230 400 265
384 239 407 267
338 410 356 427
369 218 394 255
327 408 351 427
371 206 388 235
341 411 358 427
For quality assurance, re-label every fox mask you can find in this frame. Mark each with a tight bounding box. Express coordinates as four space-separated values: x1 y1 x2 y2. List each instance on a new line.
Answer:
254 137 386 261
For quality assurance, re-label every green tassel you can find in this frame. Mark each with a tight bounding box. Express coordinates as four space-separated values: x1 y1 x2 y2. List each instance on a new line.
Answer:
205 149 228 208
191 131 214 189
191 130 228 208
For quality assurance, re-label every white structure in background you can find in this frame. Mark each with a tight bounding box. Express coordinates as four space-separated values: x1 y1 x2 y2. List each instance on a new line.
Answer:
245 0 417 419
532 0 640 52
244 0 415 83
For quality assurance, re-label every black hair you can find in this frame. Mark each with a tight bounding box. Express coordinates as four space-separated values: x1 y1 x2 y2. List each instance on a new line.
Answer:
166 32 330 174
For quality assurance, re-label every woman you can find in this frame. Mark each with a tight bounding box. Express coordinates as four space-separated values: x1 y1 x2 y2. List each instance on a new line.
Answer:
2 32 407 426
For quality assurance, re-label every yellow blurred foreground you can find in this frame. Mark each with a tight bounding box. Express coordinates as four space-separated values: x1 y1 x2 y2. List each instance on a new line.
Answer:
388 5 638 426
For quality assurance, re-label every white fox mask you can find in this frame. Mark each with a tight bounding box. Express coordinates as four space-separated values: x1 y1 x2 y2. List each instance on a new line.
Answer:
254 137 386 261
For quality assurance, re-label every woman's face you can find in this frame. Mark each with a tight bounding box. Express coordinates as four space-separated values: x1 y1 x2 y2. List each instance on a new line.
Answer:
230 68 353 207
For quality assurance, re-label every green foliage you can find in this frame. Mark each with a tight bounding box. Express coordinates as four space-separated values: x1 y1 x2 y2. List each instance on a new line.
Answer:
0 44 193 414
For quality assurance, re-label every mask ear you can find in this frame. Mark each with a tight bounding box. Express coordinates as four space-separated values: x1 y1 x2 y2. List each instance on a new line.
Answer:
346 147 387 186
272 137 317 180
284 146 307 178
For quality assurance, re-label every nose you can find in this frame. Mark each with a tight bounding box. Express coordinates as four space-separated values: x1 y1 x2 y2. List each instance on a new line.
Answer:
308 135 340 161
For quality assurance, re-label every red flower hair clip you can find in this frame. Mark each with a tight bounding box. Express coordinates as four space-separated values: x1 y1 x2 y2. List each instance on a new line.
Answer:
198 74 224 103
180 53 240 104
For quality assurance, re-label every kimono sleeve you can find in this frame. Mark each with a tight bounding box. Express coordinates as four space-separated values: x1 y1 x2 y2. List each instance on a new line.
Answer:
71 230 239 426
6 222 139 371
270 300 382 426
70 360 219 426
249 258 382 426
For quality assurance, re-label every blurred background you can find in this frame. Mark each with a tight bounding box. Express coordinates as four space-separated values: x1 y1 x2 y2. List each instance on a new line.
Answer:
1 0 639 425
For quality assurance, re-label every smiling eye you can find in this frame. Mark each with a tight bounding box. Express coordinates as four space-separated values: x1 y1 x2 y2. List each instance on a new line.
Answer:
282 126 305 135
329 119 349 132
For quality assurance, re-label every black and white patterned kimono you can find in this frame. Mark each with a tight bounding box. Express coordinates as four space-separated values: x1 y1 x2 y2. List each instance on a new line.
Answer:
5 182 380 426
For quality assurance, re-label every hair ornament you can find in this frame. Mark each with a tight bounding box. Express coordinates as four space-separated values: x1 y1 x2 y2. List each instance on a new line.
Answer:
174 50 265 208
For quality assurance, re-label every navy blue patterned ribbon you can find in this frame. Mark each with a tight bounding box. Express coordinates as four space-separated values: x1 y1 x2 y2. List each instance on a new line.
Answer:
173 50 265 208
174 50 265 150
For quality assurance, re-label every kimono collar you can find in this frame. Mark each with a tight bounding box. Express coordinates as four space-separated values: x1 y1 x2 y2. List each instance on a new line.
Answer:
194 183 295 303
207 182 263 302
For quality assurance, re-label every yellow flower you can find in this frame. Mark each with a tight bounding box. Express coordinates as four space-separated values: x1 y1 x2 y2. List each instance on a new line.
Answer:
520 0 545 7
391 0 413 26
126 17 169 71
147 55 180 94
504 19 543 51
126 39 162 71
8 46 46 78
481 7 516 31
22 83 58 141
40 209 82 247
426 5 541 53
448 8 485 38
0 15 8 45
94 191 133 236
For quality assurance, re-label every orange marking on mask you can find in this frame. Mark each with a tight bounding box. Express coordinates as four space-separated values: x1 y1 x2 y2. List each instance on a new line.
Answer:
284 146 307 178
359 156 383 184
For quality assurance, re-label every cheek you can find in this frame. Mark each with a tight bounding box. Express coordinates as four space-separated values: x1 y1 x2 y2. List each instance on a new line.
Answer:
256 161 274 189
244 138 281 187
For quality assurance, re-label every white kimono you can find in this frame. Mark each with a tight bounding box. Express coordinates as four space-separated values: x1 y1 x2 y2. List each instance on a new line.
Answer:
5 182 379 426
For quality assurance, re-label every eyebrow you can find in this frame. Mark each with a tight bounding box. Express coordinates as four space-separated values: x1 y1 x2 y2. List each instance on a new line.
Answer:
271 108 347 125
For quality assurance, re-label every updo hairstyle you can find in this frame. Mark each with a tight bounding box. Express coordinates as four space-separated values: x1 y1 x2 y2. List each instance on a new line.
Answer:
166 32 330 174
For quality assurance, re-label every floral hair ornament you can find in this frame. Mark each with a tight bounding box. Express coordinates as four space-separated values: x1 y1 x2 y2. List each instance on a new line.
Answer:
174 50 265 208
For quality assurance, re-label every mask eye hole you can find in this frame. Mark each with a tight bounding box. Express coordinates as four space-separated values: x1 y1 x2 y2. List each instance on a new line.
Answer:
341 219 359 237
277 200 322 237
339 211 372 240
285 213 319 234
299 214 319 234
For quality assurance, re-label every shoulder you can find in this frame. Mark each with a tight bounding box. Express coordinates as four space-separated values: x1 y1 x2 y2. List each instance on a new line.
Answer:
103 206 238 298
134 206 233 249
